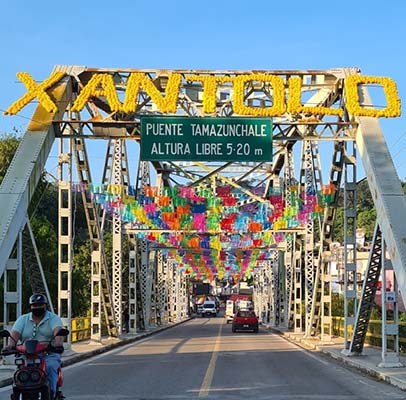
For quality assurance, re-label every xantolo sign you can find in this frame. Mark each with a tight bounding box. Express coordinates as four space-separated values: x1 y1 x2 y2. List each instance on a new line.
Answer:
140 116 272 162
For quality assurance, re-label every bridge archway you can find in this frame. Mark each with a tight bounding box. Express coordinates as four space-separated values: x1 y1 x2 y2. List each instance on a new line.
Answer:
0 67 405 363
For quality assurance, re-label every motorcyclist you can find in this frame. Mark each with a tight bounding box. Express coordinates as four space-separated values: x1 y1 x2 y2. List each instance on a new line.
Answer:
7 294 64 398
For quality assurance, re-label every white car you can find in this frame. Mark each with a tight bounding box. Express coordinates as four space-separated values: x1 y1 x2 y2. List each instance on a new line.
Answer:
201 301 217 317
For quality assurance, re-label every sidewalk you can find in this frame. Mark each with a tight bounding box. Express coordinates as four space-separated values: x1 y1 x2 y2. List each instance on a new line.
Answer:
267 325 406 391
0 319 190 388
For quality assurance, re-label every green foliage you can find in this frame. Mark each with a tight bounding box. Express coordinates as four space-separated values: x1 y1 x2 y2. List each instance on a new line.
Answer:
34 184 58 232
332 179 385 243
72 242 91 316
356 179 375 210
332 207 344 243
331 293 344 316
357 209 377 241
331 292 381 319
0 131 20 185
29 215 58 305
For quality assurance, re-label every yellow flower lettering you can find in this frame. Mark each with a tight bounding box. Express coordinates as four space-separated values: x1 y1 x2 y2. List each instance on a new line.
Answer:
344 75 401 118
4 72 66 115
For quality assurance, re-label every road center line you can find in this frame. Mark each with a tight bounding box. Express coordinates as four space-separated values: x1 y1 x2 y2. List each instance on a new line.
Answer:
199 320 223 397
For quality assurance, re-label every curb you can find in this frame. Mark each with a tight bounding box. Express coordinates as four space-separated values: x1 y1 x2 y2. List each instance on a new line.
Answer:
0 318 191 389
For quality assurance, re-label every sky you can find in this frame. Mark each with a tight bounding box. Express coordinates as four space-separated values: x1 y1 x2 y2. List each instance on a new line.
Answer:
1 0 406 182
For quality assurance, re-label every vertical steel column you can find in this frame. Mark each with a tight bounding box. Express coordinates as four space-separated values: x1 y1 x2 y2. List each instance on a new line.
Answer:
308 141 325 337
282 141 297 330
259 260 275 324
180 274 187 319
73 136 116 340
57 138 72 344
167 259 175 322
320 251 333 341
303 141 314 337
266 261 273 323
156 250 167 324
128 243 137 333
3 232 22 330
154 175 165 325
294 246 303 333
90 249 102 341
253 271 261 318
175 266 181 322
279 253 286 326
272 253 280 325
285 235 296 329
260 266 266 322
379 238 402 367
343 141 357 350
112 139 123 333
135 160 151 330
140 240 150 328
148 250 157 326
283 151 295 327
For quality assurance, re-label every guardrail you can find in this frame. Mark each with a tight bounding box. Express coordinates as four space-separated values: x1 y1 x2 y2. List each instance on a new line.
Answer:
332 317 406 352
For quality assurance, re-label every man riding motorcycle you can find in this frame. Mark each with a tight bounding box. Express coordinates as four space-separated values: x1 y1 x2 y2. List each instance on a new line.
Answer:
6 294 65 399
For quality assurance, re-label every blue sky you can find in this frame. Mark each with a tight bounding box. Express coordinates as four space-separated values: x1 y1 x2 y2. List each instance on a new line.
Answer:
1 0 406 182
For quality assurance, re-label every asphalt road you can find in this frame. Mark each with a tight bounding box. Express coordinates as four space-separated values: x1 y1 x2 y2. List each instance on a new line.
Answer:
0 317 404 399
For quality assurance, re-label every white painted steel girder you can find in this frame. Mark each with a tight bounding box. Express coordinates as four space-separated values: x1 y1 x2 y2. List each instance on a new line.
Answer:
356 88 406 307
0 78 71 278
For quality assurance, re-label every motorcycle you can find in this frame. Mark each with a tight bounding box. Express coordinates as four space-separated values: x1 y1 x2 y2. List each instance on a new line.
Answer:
0 328 69 400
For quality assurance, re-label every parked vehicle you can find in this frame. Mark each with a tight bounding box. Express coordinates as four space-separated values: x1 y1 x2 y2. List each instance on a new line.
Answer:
225 300 235 324
0 328 69 400
201 301 217 317
232 309 259 333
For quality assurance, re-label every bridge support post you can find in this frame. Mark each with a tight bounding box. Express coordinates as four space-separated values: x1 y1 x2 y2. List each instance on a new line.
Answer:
57 137 73 346
379 238 403 368
294 246 303 333
272 253 280 326
112 139 123 334
3 232 22 330
128 245 137 333
343 141 357 350
156 250 167 325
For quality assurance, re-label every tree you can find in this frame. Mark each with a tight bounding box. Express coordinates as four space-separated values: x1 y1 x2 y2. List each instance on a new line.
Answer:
356 179 374 210
0 131 20 184
72 243 91 316
332 207 344 243
357 209 377 242
29 215 58 306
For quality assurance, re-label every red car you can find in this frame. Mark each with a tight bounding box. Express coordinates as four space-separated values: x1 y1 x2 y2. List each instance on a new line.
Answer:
232 309 259 333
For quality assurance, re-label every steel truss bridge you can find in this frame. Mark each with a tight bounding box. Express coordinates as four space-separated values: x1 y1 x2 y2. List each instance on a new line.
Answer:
1 66 406 366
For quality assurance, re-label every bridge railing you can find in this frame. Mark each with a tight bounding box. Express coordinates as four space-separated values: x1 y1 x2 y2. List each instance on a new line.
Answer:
332 317 406 352
0 318 91 343
71 317 91 342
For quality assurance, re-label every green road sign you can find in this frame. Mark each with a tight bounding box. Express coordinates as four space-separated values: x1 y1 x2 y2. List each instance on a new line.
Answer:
140 116 272 162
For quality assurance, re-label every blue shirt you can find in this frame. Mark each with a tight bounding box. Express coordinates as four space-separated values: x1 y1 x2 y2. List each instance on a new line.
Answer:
12 311 63 344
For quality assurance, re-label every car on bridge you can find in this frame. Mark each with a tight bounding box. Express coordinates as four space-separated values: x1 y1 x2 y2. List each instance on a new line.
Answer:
232 309 259 333
201 301 217 317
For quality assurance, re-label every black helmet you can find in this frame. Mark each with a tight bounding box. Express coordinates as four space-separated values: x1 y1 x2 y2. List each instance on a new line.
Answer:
29 294 48 305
